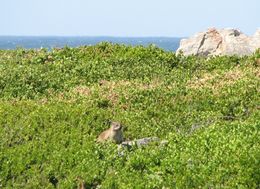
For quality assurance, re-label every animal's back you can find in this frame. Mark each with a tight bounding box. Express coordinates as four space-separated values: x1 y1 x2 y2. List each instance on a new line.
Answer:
97 129 110 142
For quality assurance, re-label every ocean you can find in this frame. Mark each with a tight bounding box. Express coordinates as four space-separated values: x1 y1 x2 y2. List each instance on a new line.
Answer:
0 36 181 52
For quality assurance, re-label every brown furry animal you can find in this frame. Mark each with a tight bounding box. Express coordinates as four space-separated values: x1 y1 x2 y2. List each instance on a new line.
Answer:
75 177 86 189
97 121 123 144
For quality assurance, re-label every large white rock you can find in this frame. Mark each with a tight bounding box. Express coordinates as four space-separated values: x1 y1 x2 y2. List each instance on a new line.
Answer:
177 28 260 56
250 29 260 51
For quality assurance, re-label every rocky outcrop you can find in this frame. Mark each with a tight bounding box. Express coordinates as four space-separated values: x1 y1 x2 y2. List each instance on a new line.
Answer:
117 137 168 156
250 29 260 51
177 28 260 56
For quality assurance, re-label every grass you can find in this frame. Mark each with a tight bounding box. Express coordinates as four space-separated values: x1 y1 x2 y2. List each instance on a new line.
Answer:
0 43 259 188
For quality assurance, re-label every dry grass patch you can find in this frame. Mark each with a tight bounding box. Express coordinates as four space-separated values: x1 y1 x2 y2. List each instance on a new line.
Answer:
73 86 92 96
98 79 164 91
187 66 258 92
70 79 167 107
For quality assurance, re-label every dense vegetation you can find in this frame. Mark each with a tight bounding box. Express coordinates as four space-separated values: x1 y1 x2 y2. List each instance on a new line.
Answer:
0 43 259 188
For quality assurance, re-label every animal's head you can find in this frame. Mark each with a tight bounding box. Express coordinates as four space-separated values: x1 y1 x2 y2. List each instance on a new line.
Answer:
110 121 122 131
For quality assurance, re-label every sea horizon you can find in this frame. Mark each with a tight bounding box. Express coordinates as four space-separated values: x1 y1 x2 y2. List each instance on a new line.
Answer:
0 36 182 51
0 35 184 38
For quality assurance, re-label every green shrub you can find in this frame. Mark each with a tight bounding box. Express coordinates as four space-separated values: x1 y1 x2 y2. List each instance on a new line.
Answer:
0 44 259 188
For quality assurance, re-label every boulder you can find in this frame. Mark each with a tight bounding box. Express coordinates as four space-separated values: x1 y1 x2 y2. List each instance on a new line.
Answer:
177 28 260 56
250 29 260 51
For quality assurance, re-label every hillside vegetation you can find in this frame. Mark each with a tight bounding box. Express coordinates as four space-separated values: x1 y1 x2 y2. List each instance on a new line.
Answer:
0 43 259 188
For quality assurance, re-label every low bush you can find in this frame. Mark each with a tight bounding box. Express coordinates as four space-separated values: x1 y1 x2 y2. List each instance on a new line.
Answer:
0 43 259 188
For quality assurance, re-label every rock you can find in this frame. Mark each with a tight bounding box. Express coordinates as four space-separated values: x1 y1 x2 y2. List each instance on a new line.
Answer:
250 29 260 51
121 137 161 148
117 137 168 156
177 28 260 56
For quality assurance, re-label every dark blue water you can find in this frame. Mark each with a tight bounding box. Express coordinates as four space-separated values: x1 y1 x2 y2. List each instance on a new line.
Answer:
0 36 180 51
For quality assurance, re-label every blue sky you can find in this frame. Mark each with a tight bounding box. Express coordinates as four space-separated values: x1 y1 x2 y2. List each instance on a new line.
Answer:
1 0 259 37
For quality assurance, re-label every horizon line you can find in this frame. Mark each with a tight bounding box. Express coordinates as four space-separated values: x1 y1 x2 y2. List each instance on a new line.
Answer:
0 35 185 38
